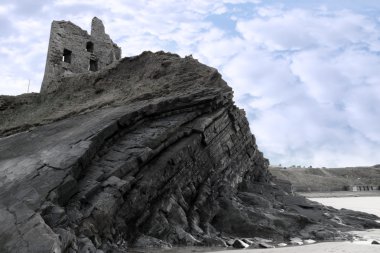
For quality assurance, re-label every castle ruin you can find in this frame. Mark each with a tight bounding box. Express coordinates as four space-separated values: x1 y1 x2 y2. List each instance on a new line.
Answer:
40 17 121 93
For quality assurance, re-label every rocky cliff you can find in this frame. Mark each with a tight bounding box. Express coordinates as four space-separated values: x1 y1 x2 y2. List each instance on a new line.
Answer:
1 52 379 253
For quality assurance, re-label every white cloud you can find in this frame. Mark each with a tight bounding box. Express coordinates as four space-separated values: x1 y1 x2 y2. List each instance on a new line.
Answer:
0 76 32 95
237 8 379 51
0 4 14 14
0 1 379 167
224 7 380 167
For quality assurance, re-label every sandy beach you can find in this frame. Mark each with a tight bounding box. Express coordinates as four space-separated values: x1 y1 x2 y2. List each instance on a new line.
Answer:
309 196 380 217
203 241 379 253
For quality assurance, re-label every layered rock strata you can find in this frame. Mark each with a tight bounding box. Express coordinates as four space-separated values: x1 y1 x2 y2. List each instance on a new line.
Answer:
0 52 379 253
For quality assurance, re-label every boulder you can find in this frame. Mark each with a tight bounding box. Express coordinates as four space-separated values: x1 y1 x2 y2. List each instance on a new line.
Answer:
132 235 172 249
290 238 303 246
225 238 235 246
233 239 249 249
242 238 255 245
259 242 275 248
201 236 228 247
304 239 316 244
290 241 303 246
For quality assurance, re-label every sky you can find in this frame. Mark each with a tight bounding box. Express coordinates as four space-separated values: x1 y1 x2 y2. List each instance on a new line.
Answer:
1 0 380 168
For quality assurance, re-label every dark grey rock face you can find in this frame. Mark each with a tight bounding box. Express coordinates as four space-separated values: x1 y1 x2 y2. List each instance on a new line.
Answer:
1 52 379 253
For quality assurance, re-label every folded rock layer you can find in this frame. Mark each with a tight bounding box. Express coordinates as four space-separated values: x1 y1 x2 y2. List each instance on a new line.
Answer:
0 52 379 253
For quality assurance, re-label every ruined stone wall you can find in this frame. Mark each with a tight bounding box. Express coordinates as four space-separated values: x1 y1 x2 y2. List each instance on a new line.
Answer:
40 17 121 93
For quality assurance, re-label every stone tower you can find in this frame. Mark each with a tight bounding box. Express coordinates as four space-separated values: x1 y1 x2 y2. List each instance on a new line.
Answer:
40 17 121 93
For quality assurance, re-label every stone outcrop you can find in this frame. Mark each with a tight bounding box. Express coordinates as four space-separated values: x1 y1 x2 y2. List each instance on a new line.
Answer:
1 52 380 253
40 17 121 94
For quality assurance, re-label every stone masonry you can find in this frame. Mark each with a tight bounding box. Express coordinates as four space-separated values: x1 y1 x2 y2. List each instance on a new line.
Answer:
40 17 121 93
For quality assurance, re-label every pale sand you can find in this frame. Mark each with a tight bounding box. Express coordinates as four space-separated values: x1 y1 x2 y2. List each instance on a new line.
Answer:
351 229 380 243
204 242 379 253
310 196 380 217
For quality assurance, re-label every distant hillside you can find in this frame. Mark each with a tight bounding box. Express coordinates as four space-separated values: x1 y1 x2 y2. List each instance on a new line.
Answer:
270 165 380 192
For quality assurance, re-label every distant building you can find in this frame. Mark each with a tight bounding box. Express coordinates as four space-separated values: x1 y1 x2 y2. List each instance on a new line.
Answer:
346 185 379 191
40 17 121 93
